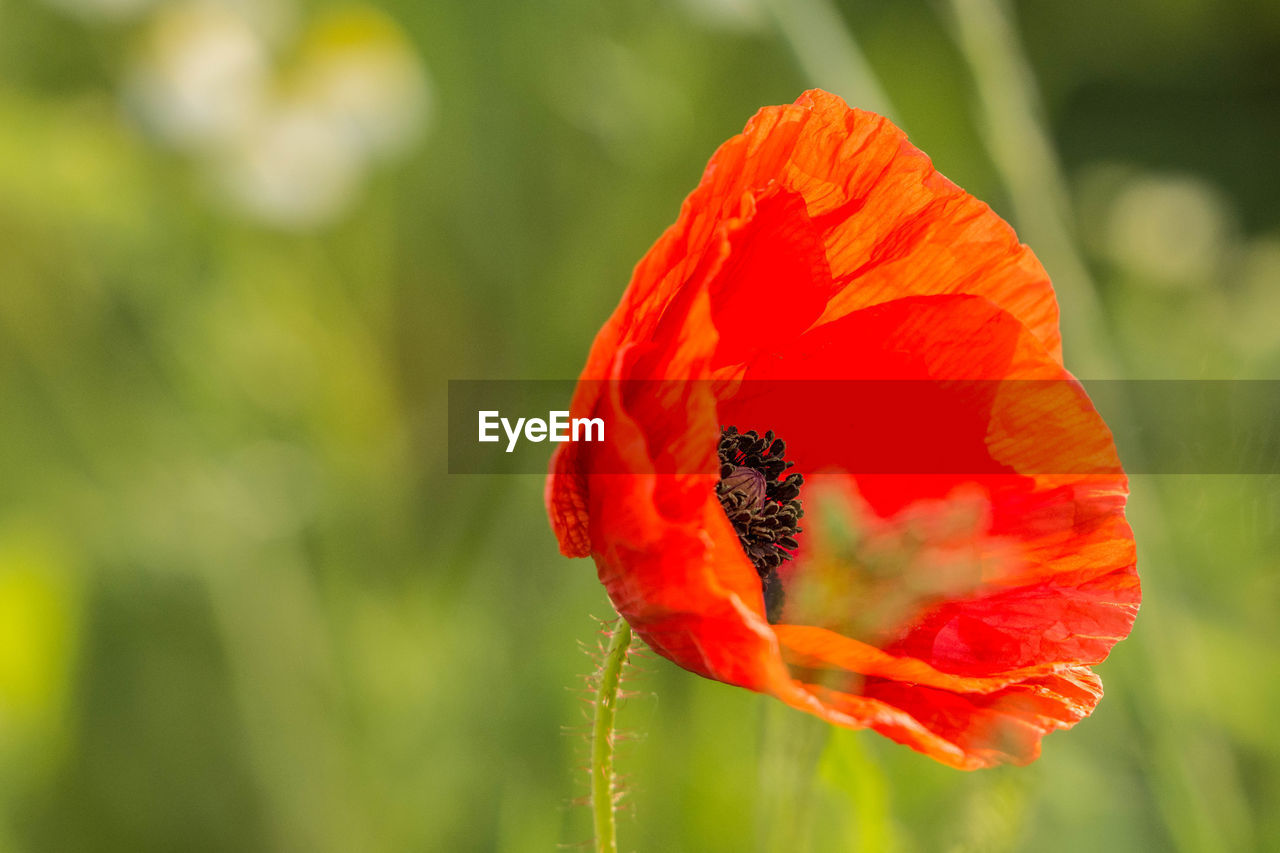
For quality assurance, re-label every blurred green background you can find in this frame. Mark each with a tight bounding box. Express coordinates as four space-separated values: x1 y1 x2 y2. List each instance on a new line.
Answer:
0 0 1277 850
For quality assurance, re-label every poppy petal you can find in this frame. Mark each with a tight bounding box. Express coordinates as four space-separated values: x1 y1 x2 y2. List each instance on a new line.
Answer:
546 90 1138 768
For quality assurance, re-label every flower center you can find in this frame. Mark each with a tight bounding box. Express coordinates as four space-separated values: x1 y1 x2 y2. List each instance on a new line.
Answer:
716 426 804 624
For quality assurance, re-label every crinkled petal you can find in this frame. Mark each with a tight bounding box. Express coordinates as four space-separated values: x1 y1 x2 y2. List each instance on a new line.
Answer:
549 90 1062 552
544 90 1138 769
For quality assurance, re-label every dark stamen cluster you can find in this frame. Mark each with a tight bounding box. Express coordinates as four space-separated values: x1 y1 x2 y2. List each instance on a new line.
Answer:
716 426 804 623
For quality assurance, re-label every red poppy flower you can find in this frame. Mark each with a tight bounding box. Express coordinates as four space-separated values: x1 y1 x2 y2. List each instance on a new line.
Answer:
547 90 1139 769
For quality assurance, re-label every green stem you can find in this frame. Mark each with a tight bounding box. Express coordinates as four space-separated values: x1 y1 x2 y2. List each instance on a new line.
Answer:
592 617 633 853
945 0 1115 377
760 0 899 122
944 4 1244 848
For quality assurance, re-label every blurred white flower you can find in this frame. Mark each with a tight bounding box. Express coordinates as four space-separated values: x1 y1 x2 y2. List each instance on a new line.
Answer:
212 7 431 228
217 0 299 47
216 103 366 230
287 9 433 161
125 1 270 150
122 1 432 229
1103 172 1235 288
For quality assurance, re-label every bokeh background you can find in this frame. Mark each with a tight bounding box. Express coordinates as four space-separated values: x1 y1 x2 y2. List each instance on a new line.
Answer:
1 0 1278 850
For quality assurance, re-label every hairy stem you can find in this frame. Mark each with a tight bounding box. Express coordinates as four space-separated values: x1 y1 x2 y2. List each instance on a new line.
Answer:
592 617 633 853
